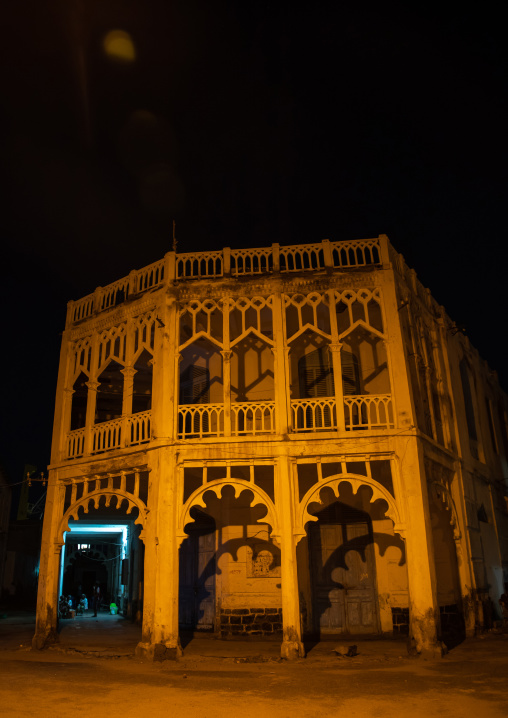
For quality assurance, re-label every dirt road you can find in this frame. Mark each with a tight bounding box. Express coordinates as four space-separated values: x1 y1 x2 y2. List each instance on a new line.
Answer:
1 615 507 717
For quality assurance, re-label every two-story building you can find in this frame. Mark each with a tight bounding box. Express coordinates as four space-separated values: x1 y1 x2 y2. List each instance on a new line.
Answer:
32 235 508 659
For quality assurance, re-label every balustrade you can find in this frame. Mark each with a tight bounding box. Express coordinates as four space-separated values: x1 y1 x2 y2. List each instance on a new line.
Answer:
291 398 338 432
91 417 123 454
128 410 151 445
343 394 394 430
178 404 225 439
231 402 275 436
66 428 86 459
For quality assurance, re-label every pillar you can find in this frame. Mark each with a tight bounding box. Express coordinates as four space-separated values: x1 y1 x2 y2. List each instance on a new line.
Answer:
396 437 445 656
32 471 65 649
136 447 182 660
271 292 290 435
276 456 305 659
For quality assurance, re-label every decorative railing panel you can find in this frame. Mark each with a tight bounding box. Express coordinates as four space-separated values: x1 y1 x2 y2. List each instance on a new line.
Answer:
72 294 95 323
291 398 338 432
178 404 225 439
231 248 273 275
231 402 275 435
331 238 381 268
99 278 130 312
91 417 123 454
279 244 325 272
128 411 151 445
135 258 165 293
344 394 394 430
176 252 223 279
66 428 86 459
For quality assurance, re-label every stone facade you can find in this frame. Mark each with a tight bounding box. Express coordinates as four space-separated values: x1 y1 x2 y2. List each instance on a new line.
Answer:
33 236 508 660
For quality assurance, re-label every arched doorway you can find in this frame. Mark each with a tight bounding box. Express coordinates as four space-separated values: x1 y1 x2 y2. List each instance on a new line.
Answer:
297 477 406 638
180 474 279 637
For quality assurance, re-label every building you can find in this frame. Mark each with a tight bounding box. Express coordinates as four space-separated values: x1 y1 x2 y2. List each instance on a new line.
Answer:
33 235 508 659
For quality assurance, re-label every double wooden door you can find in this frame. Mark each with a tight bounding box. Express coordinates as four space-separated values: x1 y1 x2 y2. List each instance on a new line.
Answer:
310 521 378 634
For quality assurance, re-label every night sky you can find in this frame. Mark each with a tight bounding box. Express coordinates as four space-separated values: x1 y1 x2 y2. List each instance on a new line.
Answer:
1 2 507 490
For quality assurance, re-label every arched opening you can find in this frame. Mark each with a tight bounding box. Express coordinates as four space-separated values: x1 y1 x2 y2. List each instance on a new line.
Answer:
297 481 407 638
180 481 279 638
70 372 88 431
179 338 223 438
57 488 146 650
96 361 124 424
132 349 153 414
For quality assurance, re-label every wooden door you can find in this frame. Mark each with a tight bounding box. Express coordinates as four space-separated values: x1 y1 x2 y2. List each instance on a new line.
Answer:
311 522 378 634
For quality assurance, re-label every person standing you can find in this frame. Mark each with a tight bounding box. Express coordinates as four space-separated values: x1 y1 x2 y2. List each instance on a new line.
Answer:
92 583 102 617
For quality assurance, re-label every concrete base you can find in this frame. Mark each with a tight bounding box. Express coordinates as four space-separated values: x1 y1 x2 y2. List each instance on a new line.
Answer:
135 640 183 661
32 629 59 651
280 640 305 660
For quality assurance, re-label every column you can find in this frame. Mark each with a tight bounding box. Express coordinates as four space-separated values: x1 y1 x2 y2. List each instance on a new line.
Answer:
276 456 305 659
33 471 65 649
151 296 178 441
83 330 100 455
271 292 290 434
221 351 233 436
120 367 136 447
327 290 345 431
395 436 445 656
136 447 182 661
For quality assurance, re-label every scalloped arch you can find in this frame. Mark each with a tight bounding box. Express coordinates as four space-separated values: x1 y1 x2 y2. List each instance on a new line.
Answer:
58 490 148 543
180 479 279 542
297 474 402 539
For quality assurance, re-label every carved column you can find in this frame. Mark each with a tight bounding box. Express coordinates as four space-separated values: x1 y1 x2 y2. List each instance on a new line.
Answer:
276 456 305 659
83 381 100 455
121 366 136 447
221 350 233 436
271 292 290 434
329 343 345 431
327 289 345 431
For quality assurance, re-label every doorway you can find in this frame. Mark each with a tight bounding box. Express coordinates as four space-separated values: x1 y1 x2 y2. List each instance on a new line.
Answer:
309 501 379 635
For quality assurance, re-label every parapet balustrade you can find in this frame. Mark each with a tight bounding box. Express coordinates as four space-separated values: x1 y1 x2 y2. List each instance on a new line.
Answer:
67 237 386 326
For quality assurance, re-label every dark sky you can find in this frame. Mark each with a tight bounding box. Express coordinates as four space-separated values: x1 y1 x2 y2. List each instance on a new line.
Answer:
1 1 507 488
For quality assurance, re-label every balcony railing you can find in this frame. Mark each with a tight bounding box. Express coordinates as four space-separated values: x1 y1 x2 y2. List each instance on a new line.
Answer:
66 237 387 326
291 398 338 432
66 428 86 459
91 417 123 454
128 410 151 446
178 404 225 439
343 395 394 430
231 402 275 436
64 393 395 459
66 411 152 459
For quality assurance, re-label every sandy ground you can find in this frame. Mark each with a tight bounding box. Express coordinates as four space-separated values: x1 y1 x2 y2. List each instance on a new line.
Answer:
1 611 508 718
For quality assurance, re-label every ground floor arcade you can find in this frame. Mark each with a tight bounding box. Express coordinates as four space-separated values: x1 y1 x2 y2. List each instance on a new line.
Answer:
33 437 477 659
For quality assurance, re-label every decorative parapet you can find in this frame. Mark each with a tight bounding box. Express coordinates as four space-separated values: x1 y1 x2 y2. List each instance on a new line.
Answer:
66 237 386 328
